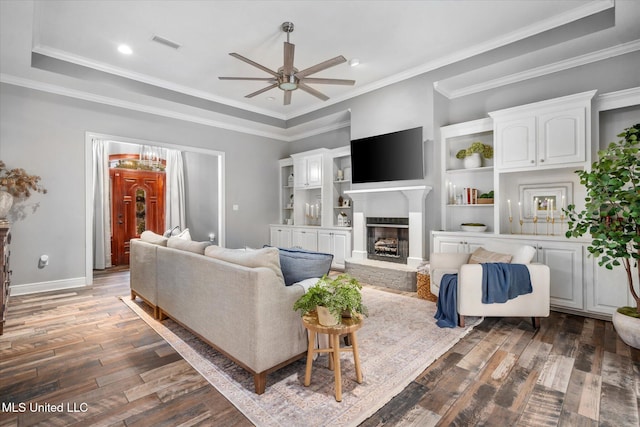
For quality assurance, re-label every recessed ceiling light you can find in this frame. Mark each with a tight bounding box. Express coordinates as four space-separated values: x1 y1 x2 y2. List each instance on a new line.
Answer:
266 96 276 101
349 58 360 67
118 44 133 55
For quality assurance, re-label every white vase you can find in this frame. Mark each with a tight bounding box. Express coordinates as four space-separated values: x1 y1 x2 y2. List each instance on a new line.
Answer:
612 309 640 349
463 152 482 169
317 306 340 326
0 191 13 221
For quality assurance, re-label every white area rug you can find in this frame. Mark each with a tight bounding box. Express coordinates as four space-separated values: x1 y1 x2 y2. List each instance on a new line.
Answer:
122 287 481 426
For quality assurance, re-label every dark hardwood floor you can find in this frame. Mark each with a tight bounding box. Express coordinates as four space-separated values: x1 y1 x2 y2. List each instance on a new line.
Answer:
1 270 638 426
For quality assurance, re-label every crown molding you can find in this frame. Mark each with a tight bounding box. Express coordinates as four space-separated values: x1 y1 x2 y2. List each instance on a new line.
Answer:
32 45 288 121
595 86 640 112
0 73 352 142
435 40 640 99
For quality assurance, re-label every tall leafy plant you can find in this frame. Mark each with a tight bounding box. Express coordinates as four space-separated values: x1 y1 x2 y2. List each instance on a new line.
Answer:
564 124 640 315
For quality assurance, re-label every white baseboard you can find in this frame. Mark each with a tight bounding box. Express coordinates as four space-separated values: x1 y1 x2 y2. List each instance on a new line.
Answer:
10 277 87 296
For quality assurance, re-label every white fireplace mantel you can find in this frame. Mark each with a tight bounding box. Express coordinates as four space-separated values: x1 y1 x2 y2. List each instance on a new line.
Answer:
345 185 432 268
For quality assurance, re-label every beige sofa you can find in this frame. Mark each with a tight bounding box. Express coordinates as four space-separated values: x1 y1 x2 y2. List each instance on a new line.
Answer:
130 235 308 394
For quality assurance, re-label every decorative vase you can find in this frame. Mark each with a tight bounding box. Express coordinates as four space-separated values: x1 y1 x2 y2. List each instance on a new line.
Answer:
464 152 482 169
0 191 13 221
317 306 340 326
612 310 640 349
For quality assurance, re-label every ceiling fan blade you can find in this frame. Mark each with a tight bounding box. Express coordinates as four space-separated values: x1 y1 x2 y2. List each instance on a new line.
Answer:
297 82 329 101
218 77 276 82
284 90 292 105
295 55 347 78
245 83 278 98
301 77 355 86
229 53 279 77
283 42 295 76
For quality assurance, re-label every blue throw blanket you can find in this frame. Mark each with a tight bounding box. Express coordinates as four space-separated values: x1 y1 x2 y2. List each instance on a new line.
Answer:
434 273 458 328
482 263 532 303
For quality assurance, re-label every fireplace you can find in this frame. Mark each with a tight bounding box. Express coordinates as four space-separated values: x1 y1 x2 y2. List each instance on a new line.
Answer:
366 217 409 264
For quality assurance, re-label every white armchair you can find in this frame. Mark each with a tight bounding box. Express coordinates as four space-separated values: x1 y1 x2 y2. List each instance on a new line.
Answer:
430 242 550 328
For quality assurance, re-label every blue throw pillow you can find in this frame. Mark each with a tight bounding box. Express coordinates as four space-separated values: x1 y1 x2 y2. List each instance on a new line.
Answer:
266 246 334 286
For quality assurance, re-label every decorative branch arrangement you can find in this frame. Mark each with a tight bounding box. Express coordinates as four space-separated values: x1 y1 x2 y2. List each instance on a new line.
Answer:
0 161 47 199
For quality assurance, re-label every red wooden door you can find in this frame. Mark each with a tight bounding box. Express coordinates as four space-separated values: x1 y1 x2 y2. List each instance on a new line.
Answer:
110 169 165 266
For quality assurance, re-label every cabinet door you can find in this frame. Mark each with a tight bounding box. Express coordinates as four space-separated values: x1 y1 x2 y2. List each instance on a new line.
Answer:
433 236 483 253
292 229 317 251
270 227 291 248
495 117 536 170
317 230 332 254
331 231 350 268
306 155 323 187
293 155 323 188
586 259 635 316
538 107 586 166
537 242 583 310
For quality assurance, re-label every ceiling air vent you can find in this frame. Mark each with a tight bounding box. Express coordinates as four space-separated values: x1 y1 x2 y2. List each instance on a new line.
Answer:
151 35 181 50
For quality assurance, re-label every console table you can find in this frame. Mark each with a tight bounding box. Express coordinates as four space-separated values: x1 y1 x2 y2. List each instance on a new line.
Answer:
0 223 11 335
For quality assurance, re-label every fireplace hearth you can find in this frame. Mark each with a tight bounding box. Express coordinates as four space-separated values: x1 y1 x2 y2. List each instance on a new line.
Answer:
366 217 409 264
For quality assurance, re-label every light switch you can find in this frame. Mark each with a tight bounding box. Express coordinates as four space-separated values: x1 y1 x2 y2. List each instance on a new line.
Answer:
233 204 239 211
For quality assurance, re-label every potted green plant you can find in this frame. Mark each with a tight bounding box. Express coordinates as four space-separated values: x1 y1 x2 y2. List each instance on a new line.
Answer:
293 274 368 326
478 190 494 204
0 161 47 220
564 123 639 348
455 142 493 169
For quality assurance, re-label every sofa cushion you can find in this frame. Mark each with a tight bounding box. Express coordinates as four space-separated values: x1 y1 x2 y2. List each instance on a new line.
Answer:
483 241 537 264
273 247 334 286
139 230 168 246
167 237 211 254
205 245 284 283
468 247 512 264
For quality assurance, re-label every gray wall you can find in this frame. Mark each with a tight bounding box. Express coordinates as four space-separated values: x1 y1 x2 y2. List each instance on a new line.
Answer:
183 150 219 242
0 83 287 287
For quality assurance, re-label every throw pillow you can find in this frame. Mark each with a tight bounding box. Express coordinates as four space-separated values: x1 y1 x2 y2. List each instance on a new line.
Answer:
205 245 284 283
468 247 512 264
139 230 168 246
167 237 211 255
271 246 334 286
483 241 536 264
175 228 192 240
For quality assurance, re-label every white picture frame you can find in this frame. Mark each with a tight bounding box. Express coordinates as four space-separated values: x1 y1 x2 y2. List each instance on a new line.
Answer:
519 183 572 220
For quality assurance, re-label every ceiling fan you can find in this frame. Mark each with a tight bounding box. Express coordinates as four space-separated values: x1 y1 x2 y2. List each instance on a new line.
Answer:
219 22 355 105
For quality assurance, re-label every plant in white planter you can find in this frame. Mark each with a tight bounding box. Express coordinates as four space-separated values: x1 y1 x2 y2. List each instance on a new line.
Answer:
455 142 493 168
0 160 47 220
564 123 640 348
293 274 368 326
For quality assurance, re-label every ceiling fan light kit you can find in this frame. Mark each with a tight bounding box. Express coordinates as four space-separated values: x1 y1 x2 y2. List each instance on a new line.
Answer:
219 21 355 105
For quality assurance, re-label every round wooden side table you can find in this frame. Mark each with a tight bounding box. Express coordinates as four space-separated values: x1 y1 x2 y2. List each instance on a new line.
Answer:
301 311 363 402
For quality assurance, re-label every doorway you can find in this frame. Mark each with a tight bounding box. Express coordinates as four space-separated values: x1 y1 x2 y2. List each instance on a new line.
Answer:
110 167 165 266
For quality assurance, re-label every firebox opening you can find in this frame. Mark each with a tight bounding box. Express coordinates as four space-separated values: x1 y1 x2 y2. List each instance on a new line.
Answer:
366 217 409 264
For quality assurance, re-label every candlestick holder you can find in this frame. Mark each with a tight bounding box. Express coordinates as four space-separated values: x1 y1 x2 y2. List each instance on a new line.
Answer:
509 216 513 234
533 216 538 235
546 215 550 236
519 219 524 234
551 216 555 235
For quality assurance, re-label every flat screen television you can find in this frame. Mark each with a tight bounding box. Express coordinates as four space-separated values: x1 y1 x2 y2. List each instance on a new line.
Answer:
350 127 424 184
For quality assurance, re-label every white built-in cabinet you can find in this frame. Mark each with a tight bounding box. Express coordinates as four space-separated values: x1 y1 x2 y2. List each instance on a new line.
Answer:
272 146 353 270
440 118 495 232
490 91 596 171
292 152 324 188
433 89 632 319
318 229 351 269
270 226 292 249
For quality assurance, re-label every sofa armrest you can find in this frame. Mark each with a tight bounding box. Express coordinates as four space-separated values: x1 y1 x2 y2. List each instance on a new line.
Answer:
429 252 471 294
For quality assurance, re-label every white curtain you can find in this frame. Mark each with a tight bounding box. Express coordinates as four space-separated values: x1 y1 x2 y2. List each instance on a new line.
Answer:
165 148 186 231
92 139 112 270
